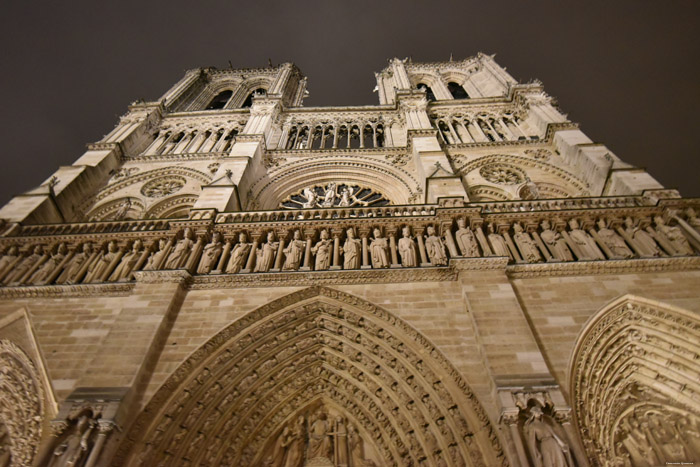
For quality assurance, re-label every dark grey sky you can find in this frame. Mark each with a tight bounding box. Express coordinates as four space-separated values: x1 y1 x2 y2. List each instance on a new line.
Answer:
1 0 698 206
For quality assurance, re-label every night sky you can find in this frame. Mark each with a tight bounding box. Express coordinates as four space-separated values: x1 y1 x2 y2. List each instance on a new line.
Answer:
1 1 698 207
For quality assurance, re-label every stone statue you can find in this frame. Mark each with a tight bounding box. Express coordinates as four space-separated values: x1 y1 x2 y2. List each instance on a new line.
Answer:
302 187 318 209
5 245 43 285
654 215 693 255
311 230 332 270
144 239 168 271
226 233 251 274
284 416 305 467
623 217 661 257
686 207 700 231
282 230 305 271
619 415 659 467
454 218 479 257
29 243 68 284
255 231 278 272
596 219 633 258
524 406 573 467
540 220 573 261
513 223 542 263
342 228 361 269
519 177 540 200
113 199 132 220
322 182 337 208
59 243 93 283
164 228 195 269
333 417 349 466
0 246 19 275
308 412 332 460
424 226 447 266
88 240 120 281
348 424 365 467
197 232 223 274
266 426 290 467
487 223 510 258
110 239 143 281
338 187 357 207
568 219 604 260
48 414 95 467
369 228 389 268
398 226 418 267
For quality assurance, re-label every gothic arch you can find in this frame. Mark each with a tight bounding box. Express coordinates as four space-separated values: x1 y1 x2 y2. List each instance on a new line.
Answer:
0 339 46 466
248 156 421 209
569 295 700 466
115 287 506 466
230 76 274 108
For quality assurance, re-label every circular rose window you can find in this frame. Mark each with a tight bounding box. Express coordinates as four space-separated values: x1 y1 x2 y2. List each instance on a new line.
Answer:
479 164 525 185
141 176 186 198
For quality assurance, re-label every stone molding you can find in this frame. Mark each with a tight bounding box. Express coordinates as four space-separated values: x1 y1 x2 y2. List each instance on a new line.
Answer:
506 256 700 278
0 282 134 298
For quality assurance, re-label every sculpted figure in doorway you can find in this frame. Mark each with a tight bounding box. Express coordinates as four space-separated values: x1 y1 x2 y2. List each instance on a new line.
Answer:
197 232 223 274
311 230 332 270
623 217 661 257
513 222 541 263
255 231 278 272
308 412 332 460
568 219 604 260
87 240 120 282
455 218 479 257
48 414 96 467
226 233 251 274
654 215 694 255
398 226 418 267
596 218 633 258
369 228 389 268
424 225 447 265
5 245 43 285
487 223 510 258
283 230 305 271
0 246 19 276
30 243 68 284
164 228 195 269
540 220 573 261
144 239 168 271
284 416 306 467
524 406 573 467
111 239 143 281
342 228 361 269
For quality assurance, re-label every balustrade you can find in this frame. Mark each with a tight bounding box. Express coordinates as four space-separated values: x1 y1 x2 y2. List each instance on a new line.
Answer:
143 126 241 156
432 112 538 145
1 202 698 288
283 121 389 150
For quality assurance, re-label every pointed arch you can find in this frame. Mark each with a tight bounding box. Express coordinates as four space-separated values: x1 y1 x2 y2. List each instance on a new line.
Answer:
115 286 506 466
569 295 700 465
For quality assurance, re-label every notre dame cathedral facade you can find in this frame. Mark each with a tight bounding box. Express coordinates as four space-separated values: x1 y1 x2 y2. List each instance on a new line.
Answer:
0 54 697 466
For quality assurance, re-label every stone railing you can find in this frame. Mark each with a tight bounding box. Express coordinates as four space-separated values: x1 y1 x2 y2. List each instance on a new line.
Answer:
0 199 698 288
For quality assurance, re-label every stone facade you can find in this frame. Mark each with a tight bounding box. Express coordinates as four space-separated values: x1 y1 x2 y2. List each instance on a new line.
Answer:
0 54 697 466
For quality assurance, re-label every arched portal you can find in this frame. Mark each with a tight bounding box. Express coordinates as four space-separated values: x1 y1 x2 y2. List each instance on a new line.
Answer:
570 295 700 466
116 287 506 466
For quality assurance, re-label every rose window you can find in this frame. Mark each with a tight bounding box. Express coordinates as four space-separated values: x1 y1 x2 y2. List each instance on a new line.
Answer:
280 183 390 209
479 165 525 185
141 176 186 198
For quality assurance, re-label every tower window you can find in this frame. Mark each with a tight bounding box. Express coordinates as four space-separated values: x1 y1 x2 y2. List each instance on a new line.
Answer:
417 83 436 102
205 90 233 110
242 88 267 108
447 82 469 99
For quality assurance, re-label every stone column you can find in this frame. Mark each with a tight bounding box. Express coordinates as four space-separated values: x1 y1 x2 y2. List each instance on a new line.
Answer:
271 231 287 272
213 240 232 274
387 227 400 268
300 230 314 271
331 229 343 270
414 227 430 266
360 228 371 269
242 233 261 273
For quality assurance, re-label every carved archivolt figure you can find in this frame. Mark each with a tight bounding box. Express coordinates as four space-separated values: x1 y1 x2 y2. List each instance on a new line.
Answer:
342 228 361 270
30 243 68 284
425 226 447 266
255 231 278 272
48 414 95 467
348 424 366 466
282 230 305 271
455 218 479 257
197 232 223 274
513 223 541 263
284 416 305 467
596 219 633 258
524 406 573 467
226 233 251 274
302 187 318 209
487 223 510 258
654 215 694 255
144 239 168 271
369 228 389 268
398 226 418 267
540 220 573 261
110 239 143 281
311 230 332 270
88 240 120 282
5 245 43 285
321 182 337 208
567 219 604 260
338 187 357 207
164 228 195 269
308 412 332 460
623 217 660 257
113 198 132 220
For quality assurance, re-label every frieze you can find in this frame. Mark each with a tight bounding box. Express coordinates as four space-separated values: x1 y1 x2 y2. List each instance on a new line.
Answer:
506 256 700 278
0 282 134 299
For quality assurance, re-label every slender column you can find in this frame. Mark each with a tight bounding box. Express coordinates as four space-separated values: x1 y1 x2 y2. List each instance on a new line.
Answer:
144 131 169 155
0 255 24 283
372 126 378 148
292 126 300 149
198 130 220 153
346 126 352 149
100 250 125 282
646 226 677 256
360 229 371 269
172 132 194 154
185 236 205 272
455 120 473 142
474 225 493 256
502 231 523 263
320 126 328 148
84 422 114 467
278 124 291 149
485 119 502 141
242 234 261 273
446 120 461 144
672 215 700 250
17 254 48 285
443 224 459 257
300 231 314 271
330 229 342 270
156 132 177 155
388 228 400 268
185 130 207 153
512 117 529 138
616 227 645 257
559 231 583 260
588 228 614 259
505 418 530 467
271 231 287 272
75 250 101 283
127 246 153 280
415 227 430 266
469 120 488 142
213 240 232 274
44 251 75 285
212 128 232 152
498 118 516 140
531 231 553 262
332 125 339 148
560 420 590 467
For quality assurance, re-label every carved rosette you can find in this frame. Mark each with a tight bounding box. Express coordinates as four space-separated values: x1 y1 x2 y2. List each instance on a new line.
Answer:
116 287 506 466
140 176 186 198
0 340 45 466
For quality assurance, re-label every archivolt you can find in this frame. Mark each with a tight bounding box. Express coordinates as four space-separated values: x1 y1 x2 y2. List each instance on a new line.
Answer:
115 286 506 466
248 156 421 209
569 295 700 465
92 167 211 204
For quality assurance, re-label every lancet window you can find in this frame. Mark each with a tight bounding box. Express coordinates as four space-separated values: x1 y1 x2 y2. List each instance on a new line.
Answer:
205 90 233 110
417 83 436 102
432 112 537 144
242 88 267 108
447 81 469 99
143 125 242 156
283 122 386 150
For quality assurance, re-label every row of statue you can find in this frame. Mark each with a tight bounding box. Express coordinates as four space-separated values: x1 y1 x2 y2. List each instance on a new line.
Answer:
264 409 373 467
0 211 697 287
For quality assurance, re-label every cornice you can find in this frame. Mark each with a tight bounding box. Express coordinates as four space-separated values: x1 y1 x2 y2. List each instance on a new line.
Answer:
0 282 134 299
506 256 700 279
